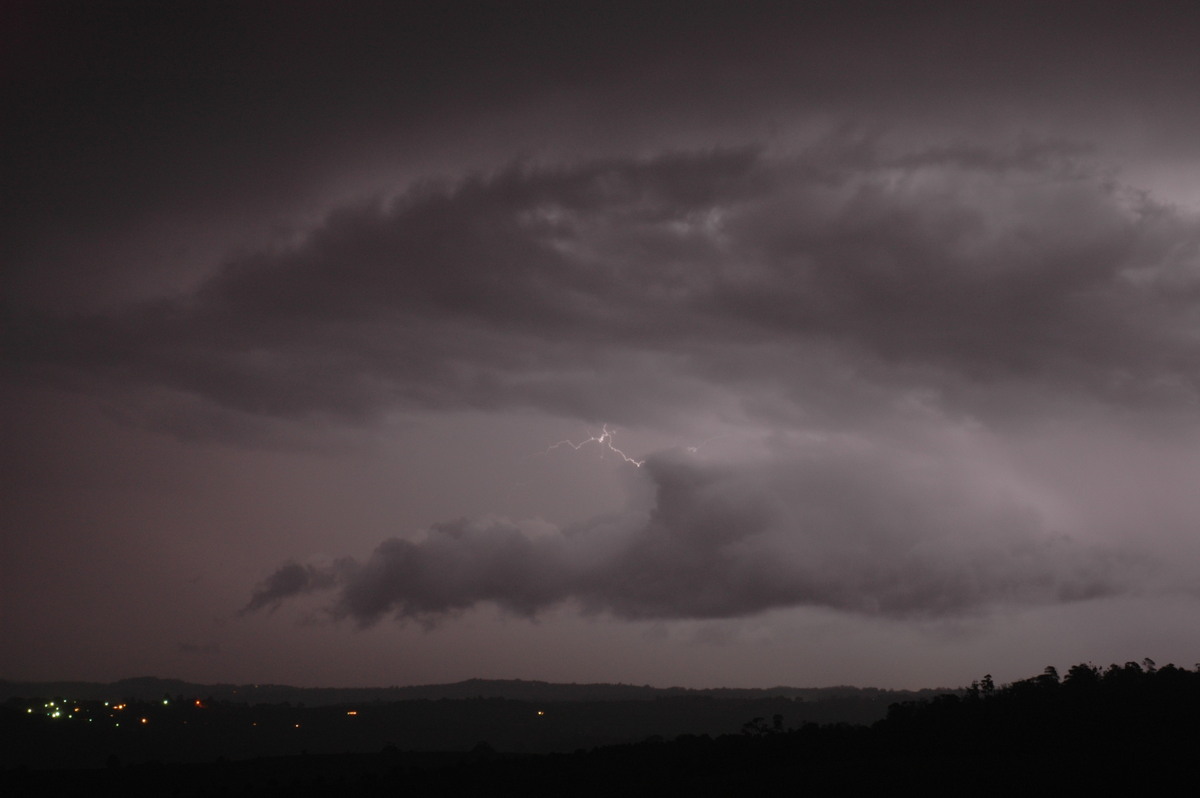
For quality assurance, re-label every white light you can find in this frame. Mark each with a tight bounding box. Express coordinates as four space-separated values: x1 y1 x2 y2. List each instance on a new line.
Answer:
542 424 644 467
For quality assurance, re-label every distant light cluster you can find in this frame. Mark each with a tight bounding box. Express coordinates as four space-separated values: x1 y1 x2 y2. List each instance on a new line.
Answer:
22 696 195 728
17 695 367 733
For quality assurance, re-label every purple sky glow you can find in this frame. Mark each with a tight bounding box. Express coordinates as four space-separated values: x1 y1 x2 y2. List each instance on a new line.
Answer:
5 1 1200 689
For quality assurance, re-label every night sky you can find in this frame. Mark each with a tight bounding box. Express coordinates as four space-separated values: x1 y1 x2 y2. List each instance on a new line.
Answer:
5 1 1200 690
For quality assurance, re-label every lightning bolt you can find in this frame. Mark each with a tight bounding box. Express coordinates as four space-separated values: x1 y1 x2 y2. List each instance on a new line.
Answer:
541 424 645 467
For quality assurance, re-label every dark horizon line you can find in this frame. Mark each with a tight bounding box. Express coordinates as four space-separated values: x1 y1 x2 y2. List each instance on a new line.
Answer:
0 673 958 701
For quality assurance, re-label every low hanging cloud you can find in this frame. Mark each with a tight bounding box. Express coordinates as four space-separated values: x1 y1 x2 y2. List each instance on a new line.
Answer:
11 142 1200 438
244 441 1136 624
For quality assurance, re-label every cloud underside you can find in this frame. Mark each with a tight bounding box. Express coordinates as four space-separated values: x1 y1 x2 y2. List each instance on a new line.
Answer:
245 447 1132 623
11 141 1189 624
13 143 1200 433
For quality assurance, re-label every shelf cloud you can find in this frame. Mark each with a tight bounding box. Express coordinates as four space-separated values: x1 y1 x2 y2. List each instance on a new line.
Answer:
246 440 1136 623
13 144 1200 437
8 1 1200 688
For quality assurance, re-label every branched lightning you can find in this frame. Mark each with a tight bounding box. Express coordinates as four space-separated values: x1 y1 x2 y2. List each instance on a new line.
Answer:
541 424 645 467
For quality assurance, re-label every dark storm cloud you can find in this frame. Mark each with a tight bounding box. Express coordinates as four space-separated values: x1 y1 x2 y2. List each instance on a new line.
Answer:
243 561 342 614
12 143 1200 432
245 443 1134 623
9 1 1200 687
10 1 1200 313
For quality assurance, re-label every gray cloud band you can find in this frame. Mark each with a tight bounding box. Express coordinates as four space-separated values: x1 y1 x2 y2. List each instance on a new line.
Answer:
244 447 1133 623
10 144 1199 434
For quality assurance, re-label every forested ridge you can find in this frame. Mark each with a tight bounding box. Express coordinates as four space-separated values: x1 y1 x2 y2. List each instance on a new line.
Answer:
4 661 1197 795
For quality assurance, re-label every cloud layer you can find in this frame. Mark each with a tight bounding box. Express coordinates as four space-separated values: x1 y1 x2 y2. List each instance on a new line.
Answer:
8 2 1200 687
16 140 1190 626
246 439 1133 623
12 143 1200 436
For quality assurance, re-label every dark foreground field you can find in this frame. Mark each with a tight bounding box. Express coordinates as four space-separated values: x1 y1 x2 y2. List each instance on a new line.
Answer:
4 661 1197 796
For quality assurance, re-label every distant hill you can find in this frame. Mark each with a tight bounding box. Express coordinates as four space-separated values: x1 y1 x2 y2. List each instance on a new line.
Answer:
5 662 1197 792
1 676 952 768
0 675 947 708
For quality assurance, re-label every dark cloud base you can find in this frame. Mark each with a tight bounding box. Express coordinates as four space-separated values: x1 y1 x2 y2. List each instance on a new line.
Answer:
245 445 1133 625
6 141 1181 633
10 143 1200 437
8 1 1200 687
